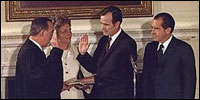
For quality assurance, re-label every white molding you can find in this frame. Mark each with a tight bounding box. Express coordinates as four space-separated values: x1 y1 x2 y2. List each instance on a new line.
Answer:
1 28 198 77
1 28 198 47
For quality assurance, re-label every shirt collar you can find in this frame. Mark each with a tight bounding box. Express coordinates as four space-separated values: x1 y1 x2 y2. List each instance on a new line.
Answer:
109 28 121 47
29 37 43 51
158 35 173 53
110 28 121 40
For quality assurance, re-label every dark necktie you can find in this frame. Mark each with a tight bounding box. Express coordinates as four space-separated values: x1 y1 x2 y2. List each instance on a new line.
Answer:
77 68 84 79
106 37 112 53
157 44 164 63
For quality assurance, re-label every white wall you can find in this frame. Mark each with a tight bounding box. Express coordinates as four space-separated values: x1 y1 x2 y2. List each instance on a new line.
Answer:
156 1 199 28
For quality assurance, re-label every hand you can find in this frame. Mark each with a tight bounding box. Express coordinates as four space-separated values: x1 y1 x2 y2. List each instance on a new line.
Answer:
79 34 90 55
78 76 94 85
74 84 90 90
61 81 73 92
50 33 68 50
50 33 59 47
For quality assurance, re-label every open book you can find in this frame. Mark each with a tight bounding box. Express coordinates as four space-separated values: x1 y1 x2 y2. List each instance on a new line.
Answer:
67 77 95 85
68 80 82 85
65 78 80 85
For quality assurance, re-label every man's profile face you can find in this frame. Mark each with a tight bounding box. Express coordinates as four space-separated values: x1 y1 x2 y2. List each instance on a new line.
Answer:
151 18 168 43
42 21 54 47
100 12 117 36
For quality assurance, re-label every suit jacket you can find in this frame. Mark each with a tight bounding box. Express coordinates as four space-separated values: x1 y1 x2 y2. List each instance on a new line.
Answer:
15 38 63 99
140 36 196 99
77 30 137 99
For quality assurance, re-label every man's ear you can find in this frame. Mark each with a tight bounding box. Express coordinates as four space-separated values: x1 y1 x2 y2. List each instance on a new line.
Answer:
166 27 172 34
39 30 46 37
115 21 120 28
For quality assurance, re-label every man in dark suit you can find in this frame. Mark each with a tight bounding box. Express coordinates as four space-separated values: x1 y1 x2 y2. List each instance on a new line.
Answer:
15 17 66 99
140 12 196 99
76 6 137 99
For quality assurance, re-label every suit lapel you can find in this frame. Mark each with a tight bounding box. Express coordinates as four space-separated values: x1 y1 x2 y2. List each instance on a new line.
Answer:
96 37 108 72
158 36 177 72
99 30 125 67
104 30 124 58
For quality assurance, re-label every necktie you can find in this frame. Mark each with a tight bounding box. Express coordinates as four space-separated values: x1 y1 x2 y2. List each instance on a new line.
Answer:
77 68 84 79
157 44 164 63
106 37 112 53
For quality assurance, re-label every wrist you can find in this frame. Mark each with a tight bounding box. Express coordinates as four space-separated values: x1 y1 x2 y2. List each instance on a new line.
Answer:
79 50 86 55
80 52 86 55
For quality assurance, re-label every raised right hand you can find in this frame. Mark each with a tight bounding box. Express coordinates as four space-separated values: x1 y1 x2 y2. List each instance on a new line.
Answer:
50 32 68 50
79 34 90 55
50 32 58 47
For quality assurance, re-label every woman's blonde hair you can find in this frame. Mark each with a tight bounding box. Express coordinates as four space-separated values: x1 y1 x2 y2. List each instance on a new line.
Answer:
51 14 71 31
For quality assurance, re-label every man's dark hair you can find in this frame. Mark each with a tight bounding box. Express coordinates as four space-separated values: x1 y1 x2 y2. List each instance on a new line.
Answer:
154 12 175 33
29 17 52 36
100 6 122 24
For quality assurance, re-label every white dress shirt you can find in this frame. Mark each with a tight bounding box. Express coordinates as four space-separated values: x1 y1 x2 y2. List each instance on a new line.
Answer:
157 35 173 54
109 28 122 49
